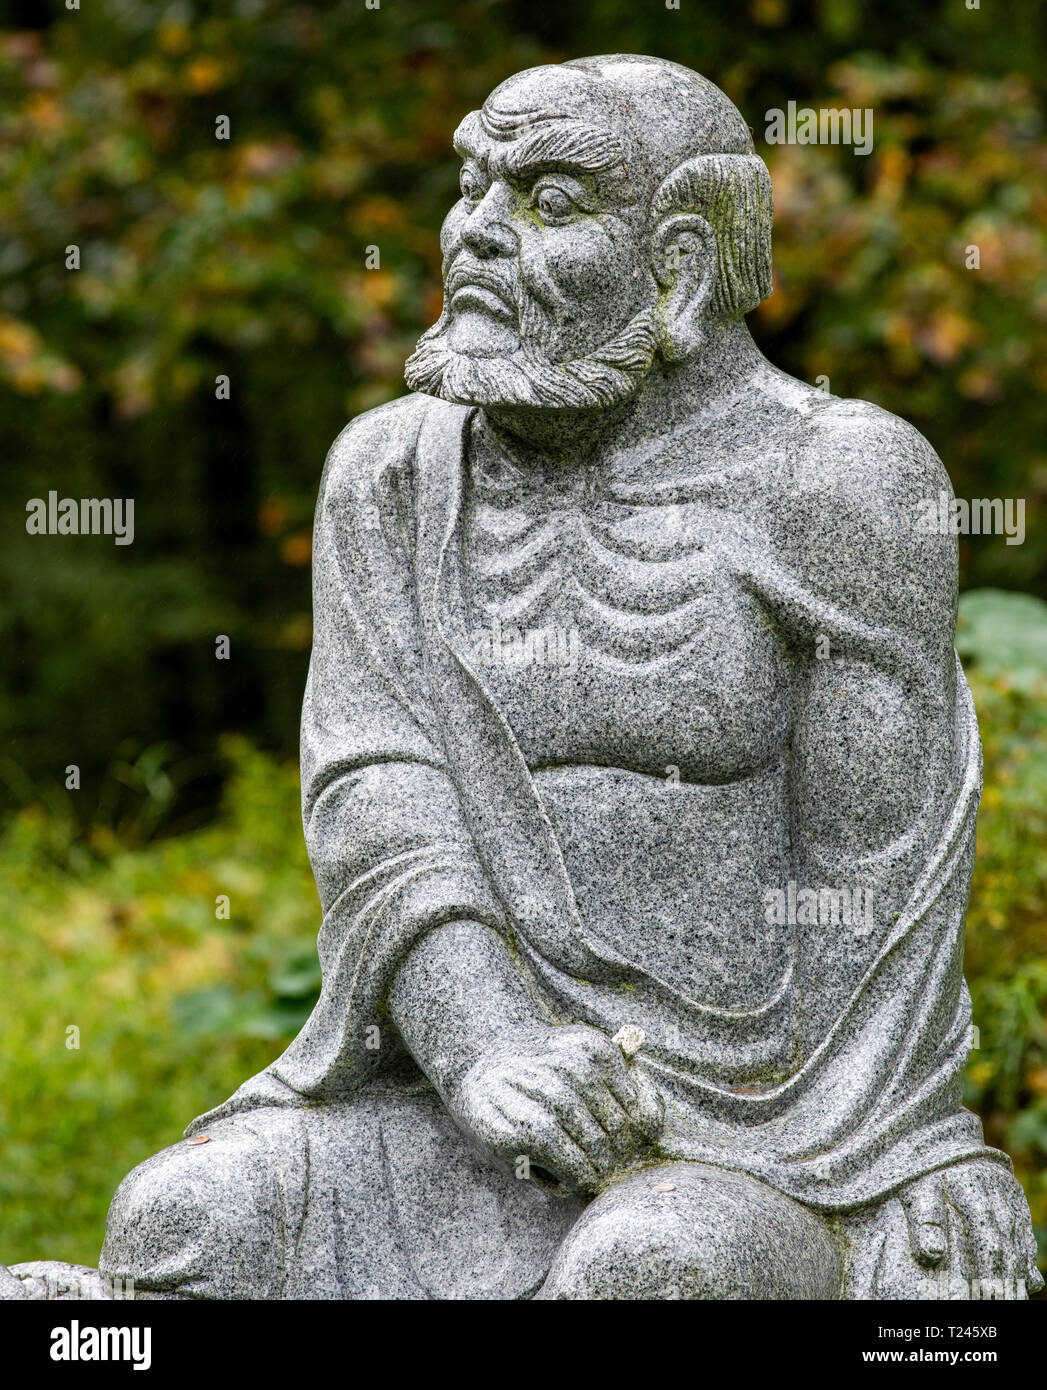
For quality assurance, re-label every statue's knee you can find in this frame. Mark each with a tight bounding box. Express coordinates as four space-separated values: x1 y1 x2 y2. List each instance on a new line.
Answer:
100 1126 279 1298
540 1189 704 1300
539 1164 842 1300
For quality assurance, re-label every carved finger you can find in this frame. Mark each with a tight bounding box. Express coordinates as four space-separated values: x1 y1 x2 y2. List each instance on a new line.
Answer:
513 1077 616 1175
498 1085 602 1193
578 1083 638 1162
550 1025 614 1063
943 1169 1007 1284
983 1178 1042 1297
992 1184 1020 1270
592 1049 663 1143
997 1179 1047 1294
591 1049 644 1120
984 1193 1014 1286
630 1068 666 1142
901 1174 948 1267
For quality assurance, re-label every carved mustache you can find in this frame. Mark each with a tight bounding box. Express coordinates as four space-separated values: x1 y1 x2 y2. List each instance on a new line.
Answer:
445 258 520 315
443 255 581 353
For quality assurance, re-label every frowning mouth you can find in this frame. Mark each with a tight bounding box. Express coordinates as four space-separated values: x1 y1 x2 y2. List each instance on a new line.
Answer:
449 284 515 323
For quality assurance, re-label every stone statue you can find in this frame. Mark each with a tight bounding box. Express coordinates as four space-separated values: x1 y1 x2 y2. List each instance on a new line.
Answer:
8 53 1039 1301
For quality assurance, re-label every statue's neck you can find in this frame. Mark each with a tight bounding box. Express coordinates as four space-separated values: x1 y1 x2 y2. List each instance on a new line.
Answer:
482 320 766 470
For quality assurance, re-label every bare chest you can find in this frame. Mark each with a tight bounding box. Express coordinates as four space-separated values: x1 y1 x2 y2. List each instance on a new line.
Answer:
461 479 795 784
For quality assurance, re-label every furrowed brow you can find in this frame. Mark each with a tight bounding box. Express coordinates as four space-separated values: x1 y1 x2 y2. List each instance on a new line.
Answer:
493 121 626 181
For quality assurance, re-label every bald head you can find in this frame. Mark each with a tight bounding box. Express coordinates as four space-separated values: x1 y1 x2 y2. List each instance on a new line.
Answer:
471 55 757 208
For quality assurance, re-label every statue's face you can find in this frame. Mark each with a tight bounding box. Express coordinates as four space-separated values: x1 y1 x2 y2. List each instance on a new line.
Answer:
405 68 663 410
439 83 649 363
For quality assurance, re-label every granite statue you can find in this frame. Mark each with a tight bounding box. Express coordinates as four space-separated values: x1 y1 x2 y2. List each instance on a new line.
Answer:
5 53 1039 1301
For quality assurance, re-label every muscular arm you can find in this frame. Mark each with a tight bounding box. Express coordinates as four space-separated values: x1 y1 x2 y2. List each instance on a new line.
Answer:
791 652 955 1046
786 407 958 1049
388 920 545 1096
784 405 1038 1292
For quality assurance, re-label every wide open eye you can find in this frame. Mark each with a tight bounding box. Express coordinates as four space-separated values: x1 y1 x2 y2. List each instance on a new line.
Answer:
534 184 577 223
459 166 486 203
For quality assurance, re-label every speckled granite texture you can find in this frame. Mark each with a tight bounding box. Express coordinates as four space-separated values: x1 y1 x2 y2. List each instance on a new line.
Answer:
11 55 1039 1301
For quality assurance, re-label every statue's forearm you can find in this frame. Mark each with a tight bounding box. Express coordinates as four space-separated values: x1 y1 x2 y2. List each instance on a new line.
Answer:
387 920 546 1097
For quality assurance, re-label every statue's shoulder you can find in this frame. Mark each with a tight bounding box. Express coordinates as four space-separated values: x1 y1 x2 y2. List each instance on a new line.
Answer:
755 377 956 631
799 391 951 517
746 371 948 528
320 393 469 502
743 368 948 507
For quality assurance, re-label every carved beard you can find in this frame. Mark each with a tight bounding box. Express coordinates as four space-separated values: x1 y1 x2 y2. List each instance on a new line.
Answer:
404 290 661 411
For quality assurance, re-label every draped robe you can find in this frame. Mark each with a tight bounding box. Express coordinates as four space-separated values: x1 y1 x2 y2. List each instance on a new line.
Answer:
103 387 1013 1300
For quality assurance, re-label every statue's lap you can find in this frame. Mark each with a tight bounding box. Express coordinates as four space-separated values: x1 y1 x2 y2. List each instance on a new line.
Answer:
99 1090 841 1300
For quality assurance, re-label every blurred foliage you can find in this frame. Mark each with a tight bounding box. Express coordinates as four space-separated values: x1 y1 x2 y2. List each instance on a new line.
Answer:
957 590 1047 1277
0 737 320 1265
0 0 1044 1282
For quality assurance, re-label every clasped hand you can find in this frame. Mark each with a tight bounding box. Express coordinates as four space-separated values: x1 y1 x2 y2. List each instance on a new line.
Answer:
446 1023 665 1196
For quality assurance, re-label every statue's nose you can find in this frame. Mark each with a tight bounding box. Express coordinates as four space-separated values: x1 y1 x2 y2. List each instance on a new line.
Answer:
461 185 516 259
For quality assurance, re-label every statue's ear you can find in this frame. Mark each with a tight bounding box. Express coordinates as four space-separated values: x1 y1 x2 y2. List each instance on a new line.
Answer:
650 213 718 362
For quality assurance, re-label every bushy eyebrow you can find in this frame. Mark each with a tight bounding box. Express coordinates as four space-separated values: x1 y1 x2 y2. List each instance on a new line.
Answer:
495 123 625 180
453 110 626 183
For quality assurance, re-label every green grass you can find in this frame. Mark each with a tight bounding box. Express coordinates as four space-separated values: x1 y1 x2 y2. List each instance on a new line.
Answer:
0 737 320 1265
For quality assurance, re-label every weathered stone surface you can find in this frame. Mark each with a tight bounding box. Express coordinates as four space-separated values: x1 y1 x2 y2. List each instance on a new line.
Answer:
0 1262 117 1301
9 54 1040 1301
536 1163 843 1300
